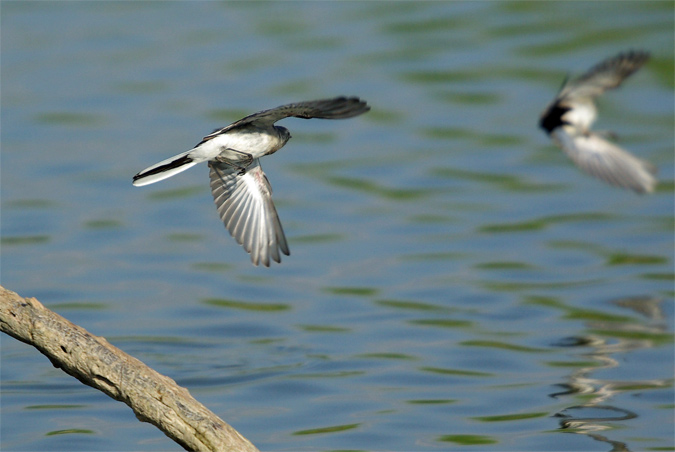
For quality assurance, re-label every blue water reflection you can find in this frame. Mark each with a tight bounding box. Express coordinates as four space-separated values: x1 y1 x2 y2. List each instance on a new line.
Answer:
2 1 672 451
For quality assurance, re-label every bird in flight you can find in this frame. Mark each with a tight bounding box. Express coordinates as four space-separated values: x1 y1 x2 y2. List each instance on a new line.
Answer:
539 50 657 194
133 96 370 266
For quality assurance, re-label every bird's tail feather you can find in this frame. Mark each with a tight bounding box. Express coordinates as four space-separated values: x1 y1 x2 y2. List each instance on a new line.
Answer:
132 151 201 186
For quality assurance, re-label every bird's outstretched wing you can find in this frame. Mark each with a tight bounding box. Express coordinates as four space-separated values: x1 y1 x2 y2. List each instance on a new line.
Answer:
552 128 657 194
557 50 650 102
197 96 370 146
209 159 289 266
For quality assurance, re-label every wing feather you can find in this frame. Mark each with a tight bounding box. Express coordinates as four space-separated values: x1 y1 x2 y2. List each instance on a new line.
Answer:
197 96 369 146
553 128 657 194
209 159 289 266
558 50 650 102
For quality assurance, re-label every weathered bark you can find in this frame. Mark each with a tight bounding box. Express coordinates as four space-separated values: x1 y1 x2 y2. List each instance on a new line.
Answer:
0 285 259 452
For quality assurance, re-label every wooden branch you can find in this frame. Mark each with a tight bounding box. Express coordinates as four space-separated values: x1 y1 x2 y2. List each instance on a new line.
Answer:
0 285 259 452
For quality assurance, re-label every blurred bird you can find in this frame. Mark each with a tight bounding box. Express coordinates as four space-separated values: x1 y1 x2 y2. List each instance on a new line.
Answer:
539 50 657 194
133 96 370 266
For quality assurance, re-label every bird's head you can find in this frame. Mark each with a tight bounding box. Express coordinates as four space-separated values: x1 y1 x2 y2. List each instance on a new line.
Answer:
539 103 571 135
276 126 292 145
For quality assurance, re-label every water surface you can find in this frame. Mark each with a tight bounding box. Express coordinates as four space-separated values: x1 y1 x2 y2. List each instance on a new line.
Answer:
2 2 673 451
